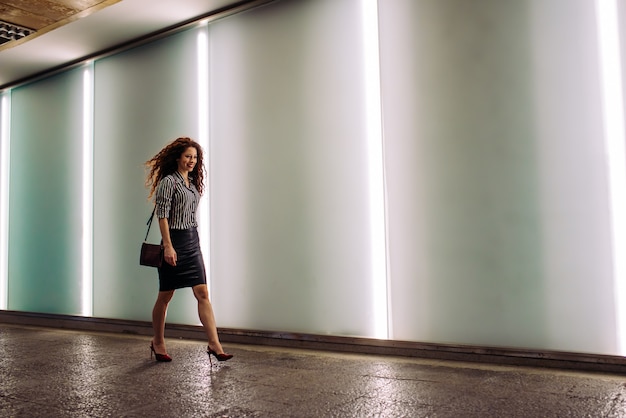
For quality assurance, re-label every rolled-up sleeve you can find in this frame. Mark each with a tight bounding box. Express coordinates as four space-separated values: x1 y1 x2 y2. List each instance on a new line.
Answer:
155 176 175 219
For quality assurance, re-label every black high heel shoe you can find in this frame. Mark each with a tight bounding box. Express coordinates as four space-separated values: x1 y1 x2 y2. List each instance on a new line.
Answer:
207 347 233 365
150 342 172 362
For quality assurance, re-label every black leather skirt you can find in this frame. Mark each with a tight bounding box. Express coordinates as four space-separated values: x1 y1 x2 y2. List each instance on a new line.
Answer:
158 227 207 291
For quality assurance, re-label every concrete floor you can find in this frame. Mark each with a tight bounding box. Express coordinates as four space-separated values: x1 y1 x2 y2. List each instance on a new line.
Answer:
1 324 626 417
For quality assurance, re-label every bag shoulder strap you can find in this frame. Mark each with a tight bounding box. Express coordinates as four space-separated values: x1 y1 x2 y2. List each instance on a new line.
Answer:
144 206 156 242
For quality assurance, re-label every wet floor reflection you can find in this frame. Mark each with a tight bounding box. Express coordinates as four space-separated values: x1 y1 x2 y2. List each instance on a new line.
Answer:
62 335 108 414
2 325 626 417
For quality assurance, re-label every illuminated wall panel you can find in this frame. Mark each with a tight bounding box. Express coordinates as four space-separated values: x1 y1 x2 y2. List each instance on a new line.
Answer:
81 64 94 316
208 0 376 336
92 28 202 322
0 91 9 310
596 0 626 353
8 69 84 314
380 0 620 354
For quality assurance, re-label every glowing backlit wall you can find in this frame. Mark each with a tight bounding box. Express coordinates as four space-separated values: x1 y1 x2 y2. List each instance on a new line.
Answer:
0 91 9 310
380 0 621 354
8 68 84 314
92 27 202 323
0 0 625 356
208 0 379 337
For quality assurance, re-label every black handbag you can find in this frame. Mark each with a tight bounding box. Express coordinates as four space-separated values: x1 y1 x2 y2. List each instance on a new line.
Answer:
140 207 163 268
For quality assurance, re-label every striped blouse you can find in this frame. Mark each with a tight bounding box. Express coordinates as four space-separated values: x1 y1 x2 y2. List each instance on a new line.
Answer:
155 171 200 230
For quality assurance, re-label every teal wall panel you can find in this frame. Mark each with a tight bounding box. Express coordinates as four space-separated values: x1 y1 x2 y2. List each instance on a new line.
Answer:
8 68 83 314
92 27 201 323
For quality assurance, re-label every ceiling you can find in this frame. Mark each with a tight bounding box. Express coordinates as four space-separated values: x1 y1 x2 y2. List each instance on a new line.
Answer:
0 0 260 89
0 0 114 46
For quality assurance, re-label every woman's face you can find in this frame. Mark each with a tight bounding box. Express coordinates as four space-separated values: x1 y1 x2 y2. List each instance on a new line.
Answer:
177 146 198 174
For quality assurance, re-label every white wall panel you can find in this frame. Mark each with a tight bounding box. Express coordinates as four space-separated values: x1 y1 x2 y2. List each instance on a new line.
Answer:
208 0 376 336
380 0 620 354
0 91 10 310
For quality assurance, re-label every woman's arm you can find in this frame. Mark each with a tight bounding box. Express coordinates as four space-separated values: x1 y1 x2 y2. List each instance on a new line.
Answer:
159 217 177 266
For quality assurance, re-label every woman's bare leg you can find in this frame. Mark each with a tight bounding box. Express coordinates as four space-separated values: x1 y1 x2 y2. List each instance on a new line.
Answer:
152 290 175 354
192 284 226 354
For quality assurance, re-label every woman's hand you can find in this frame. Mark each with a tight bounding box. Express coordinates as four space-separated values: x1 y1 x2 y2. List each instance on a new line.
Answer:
158 217 176 266
163 245 177 266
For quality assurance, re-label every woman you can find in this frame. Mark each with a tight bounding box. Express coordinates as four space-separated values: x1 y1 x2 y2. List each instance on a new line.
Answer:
145 137 233 364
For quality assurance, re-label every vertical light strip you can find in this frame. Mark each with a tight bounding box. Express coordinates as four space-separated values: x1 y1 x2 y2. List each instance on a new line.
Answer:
0 91 10 310
596 0 626 354
82 63 94 316
362 0 389 339
197 24 211 289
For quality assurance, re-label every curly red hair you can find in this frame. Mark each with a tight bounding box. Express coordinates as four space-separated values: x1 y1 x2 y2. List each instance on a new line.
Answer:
145 137 205 199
